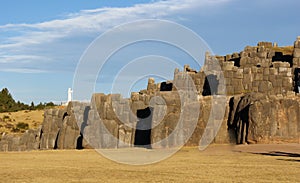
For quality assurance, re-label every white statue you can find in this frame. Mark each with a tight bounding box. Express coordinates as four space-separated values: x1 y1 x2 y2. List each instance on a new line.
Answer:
67 88 73 103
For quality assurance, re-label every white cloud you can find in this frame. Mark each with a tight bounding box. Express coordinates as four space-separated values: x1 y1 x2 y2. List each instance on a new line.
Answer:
0 68 48 74
0 54 48 63
0 0 231 73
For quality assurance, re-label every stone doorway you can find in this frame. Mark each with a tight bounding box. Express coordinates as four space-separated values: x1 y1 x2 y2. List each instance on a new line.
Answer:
53 130 60 149
76 134 83 150
294 68 300 93
134 107 153 149
202 74 219 96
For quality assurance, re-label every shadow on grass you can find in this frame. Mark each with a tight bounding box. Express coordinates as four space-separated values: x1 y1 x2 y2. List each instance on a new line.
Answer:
277 158 300 162
254 151 300 163
255 151 300 158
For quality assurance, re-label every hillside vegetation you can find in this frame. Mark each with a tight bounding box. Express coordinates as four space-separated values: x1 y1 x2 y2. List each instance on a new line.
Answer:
0 88 56 136
0 88 55 113
0 110 44 136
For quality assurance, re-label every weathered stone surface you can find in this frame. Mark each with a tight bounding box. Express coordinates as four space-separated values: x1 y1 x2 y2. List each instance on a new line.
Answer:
0 127 41 151
294 37 300 48
229 93 300 144
223 61 235 70
258 81 273 93
293 48 300 58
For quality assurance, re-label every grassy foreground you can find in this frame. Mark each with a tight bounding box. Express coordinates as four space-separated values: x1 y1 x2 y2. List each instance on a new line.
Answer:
0 144 299 182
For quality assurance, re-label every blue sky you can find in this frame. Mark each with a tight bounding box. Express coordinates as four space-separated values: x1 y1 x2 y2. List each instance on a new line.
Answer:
0 0 299 104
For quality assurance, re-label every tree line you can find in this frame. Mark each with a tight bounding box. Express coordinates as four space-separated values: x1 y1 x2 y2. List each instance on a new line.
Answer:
0 88 55 112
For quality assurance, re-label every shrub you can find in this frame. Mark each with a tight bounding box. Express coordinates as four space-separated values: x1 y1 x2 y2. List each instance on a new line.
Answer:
3 115 12 122
16 122 29 130
5 123 14 129
3 115 10 120
11 128 20 133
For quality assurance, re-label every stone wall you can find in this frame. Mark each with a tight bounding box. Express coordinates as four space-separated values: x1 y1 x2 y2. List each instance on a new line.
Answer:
51 92 233 149
228 93 300 144
1 37 300 151
174 40 295 96
248 95 299 143
0 128 41 151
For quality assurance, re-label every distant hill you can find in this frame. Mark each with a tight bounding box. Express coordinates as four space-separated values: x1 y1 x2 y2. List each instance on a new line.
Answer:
0 88 56 113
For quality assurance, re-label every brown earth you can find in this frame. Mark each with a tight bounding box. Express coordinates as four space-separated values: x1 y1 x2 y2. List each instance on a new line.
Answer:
0 144 299 182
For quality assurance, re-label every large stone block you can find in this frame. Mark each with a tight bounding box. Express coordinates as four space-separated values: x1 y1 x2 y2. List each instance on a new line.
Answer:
234 85 244 94
272 62 282 68
131 92 139 101
252 86 258 92
240 57 249 66
269 68 278 75
228 93 300 144
226 86 234 95
273 79 283 87
257 51 267 58
263 68 270 75
294 38 300 48
232 78 243 86
234 69 244 79
254 73 263 81
243 83 252 91
243 74 253 84
223 61 235 70
267 50 275 58
282 77 293 87
249 51 257 58
263 75 269 80
243 67 251 74
258 81 273 93
256 68 263 73
293 48 300 58
251 66 258 73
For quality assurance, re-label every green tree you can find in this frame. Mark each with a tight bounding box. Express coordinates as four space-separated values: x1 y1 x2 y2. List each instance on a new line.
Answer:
30 101 35 110
0 88 56 112
0 88 16 112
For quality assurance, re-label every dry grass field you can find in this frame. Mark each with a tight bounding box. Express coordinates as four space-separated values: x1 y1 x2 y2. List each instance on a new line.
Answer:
0 110 45 136
0 144 299 183
272 46 294 55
